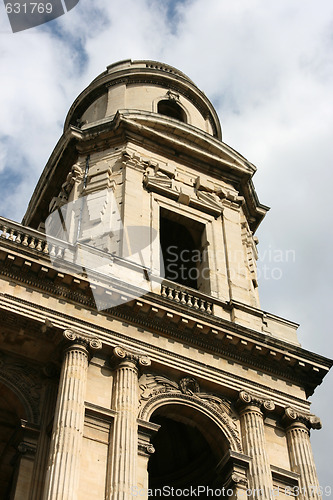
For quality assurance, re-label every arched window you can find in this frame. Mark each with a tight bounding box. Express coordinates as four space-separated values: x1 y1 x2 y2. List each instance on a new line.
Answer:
157 100 187 123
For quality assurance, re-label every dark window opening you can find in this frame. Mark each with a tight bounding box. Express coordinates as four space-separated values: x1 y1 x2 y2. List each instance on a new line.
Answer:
160 209 205 290
157 100 187 123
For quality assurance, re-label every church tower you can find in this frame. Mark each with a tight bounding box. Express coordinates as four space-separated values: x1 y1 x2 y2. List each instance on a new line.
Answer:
0 60 331 500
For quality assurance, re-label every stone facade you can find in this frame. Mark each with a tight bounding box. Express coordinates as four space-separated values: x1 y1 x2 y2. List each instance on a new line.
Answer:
0 60 331 499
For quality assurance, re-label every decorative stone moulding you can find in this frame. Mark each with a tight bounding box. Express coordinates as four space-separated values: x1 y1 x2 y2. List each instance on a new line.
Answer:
138 373 242 452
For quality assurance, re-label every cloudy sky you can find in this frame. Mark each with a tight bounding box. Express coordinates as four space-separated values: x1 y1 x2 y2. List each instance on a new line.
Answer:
1 0 332 487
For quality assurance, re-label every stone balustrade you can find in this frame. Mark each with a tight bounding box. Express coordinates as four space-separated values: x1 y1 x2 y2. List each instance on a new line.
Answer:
161 282 213 314
0 216 66 258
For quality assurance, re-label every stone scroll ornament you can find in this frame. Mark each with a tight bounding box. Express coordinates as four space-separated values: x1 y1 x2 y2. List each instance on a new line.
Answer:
283 407 322 430
113 346 151 368
63 329 103 351
238 390 276 412
139 373 235 417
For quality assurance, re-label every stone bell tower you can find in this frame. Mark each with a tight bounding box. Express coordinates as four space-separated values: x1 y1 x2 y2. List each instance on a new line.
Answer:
0 60 331 500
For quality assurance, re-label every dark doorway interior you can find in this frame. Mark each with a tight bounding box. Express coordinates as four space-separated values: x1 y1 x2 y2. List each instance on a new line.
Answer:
149 412 224 499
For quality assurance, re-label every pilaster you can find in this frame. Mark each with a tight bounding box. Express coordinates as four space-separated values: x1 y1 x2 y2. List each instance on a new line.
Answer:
12 421 39 500
137 419 160 494
29 378 58 500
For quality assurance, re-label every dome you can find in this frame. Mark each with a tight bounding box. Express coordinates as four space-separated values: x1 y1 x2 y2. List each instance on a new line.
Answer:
64 59 222 139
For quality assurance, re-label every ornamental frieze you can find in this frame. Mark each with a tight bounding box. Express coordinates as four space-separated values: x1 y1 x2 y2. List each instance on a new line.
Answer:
139 373 237 424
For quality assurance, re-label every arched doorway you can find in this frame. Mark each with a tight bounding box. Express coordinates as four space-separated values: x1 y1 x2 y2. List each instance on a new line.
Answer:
148 404 229 498
0 382 27 500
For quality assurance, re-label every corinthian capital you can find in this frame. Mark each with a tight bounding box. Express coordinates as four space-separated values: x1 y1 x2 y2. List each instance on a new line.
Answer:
113 346 151 368
63 329 102 351
283 407 322 430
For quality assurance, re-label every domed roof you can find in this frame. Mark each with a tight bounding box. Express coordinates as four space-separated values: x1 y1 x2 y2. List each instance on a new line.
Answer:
64 59 222 140
23 60 269 232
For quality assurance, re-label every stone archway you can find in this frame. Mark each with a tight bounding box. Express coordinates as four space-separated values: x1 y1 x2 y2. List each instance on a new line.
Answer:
148 402 229 498
138 377 248 498
138 381 242 453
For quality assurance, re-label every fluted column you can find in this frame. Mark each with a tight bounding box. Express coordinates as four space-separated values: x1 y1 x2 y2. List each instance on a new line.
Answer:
238 391 275 500
108 346 151 500
284 408 322 500
43 330 102 500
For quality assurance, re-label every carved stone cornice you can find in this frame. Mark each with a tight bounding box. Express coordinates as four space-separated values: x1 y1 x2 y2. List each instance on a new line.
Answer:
282 407 322 431
112 345 151 369
63 329 102 354
143 166 223 216
237 390 276 414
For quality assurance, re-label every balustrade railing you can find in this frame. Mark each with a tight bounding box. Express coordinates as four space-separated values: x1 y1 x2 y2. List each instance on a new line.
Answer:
0 216 214 315
161 283 213 314
0 217 67 259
